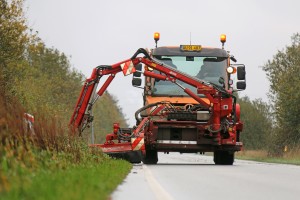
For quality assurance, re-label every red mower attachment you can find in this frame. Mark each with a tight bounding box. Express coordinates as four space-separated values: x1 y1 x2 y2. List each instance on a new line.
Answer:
90 119 148 163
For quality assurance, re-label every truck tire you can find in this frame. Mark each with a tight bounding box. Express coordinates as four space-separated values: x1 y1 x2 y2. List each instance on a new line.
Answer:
142 150 158 164
107 151 142 163
127 151 143 163
214 151 234 165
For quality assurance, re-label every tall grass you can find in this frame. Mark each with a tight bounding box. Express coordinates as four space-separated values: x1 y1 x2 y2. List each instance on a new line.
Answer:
0 95 131 199
236 149 300 165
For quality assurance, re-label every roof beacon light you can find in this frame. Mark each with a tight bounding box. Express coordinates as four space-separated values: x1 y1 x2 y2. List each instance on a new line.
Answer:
220 34 226 49
154 32 160 48
154 32 160 41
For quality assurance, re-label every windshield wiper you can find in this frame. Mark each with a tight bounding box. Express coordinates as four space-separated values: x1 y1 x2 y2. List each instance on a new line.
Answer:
206 81 231 97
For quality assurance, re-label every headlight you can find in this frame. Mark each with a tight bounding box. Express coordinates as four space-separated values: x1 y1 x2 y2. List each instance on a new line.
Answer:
226 66 236 74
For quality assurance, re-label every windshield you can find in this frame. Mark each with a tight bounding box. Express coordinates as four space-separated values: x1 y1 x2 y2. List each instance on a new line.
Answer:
152 56 227 96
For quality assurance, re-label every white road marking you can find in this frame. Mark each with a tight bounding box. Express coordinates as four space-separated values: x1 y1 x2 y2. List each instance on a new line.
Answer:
143 165 173 200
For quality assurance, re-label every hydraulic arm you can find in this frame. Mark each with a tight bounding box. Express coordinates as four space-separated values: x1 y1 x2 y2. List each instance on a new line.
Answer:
69 48 235 135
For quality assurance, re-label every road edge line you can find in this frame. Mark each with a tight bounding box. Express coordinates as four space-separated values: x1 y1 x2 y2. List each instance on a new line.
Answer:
143 165 173 200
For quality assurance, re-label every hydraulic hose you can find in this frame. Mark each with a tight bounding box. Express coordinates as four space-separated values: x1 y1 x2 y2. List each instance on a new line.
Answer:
135 102 162 124
131 48 151 60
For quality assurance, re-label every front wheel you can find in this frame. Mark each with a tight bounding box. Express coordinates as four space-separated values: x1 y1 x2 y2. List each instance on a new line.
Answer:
142 150 158 164
107 151 142 163
214 151 234 165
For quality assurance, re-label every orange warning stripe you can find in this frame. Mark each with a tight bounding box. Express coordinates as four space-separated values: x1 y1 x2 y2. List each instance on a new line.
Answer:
131 137 145 151
120 60 136 76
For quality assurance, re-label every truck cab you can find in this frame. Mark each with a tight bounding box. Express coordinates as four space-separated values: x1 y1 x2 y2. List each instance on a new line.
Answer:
146 46 232 105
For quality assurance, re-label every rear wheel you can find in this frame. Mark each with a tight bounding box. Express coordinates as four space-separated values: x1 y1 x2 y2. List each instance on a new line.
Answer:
214 151 234 165
142 150 158 164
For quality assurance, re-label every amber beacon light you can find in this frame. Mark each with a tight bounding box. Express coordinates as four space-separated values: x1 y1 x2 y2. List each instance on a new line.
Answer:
154 32 160 48
220 34 226 49
154 32 160 41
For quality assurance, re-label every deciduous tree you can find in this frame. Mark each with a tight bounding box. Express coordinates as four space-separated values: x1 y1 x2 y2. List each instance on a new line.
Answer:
263 33 300 149
238 96 273 150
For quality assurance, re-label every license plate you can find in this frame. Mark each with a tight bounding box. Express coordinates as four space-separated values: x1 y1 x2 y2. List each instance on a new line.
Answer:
180 45 202 51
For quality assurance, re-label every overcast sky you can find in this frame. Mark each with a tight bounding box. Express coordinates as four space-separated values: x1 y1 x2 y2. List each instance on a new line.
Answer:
25 0 300 126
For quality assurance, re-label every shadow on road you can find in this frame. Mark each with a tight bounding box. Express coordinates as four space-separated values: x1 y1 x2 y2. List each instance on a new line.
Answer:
146 163 216 166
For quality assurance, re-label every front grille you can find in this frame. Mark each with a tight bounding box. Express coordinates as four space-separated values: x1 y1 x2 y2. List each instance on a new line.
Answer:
167 111 210 121
167 112 196 121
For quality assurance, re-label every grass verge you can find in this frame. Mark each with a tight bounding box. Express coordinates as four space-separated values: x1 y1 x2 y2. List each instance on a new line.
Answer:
0 96 132 200
236 150 300 165
0 137 132 200
1 157 131 200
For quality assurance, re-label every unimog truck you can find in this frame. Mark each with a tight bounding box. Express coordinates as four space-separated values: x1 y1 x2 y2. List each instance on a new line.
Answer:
69 33 246 165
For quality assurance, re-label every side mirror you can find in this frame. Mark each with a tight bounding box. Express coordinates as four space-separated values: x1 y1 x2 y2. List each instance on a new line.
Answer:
237 81 246 90
236 65 246 90
135 63 142 71
132 78 142 87
237 65 246 80
230 64 246 91
133 71 142 77
132 64 143 87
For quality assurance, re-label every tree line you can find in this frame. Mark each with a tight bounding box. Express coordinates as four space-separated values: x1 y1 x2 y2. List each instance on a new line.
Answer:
238 33 300 155
1 1 129 195
0 0 127 142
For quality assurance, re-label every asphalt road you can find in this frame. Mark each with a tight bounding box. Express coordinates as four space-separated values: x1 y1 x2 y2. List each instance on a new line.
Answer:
112 153 300 200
